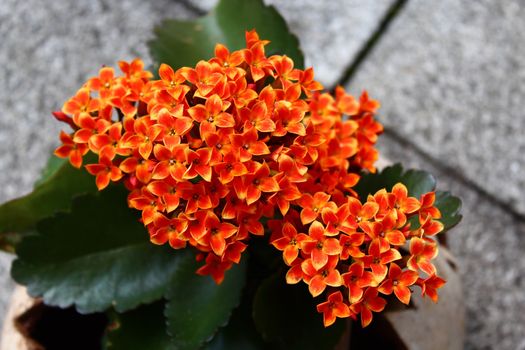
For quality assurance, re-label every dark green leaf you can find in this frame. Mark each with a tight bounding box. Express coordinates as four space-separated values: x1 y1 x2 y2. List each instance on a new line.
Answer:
434 191 462 230
11 185 190 313
205 291 268 350
104 302 174 350
0 157 96 237
252 273 346 350
165 256 247 350
148 0 304 71
354 164 436 199
34 155 67 187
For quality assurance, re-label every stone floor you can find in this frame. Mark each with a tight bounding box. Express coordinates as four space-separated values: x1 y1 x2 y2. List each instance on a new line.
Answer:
0 0 524 348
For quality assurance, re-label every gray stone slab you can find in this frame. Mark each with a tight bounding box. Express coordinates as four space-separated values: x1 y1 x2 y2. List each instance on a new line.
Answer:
348 0 525 216
0 0 196 331
378 135 525 350
186 0 394 87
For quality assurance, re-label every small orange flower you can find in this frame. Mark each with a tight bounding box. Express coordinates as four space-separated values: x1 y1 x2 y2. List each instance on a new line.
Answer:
297 192 334 225
350 288 386 327
317 291 351 327
342 262 374 303
197 211 237 256
85 155 123 190
302 221 342 270
407 237 438 276
418 275 446 302
54 131 89 168
271 222 310 265
301 255 342 297
233 162 279 205
378 263 418 305
230 127 270 162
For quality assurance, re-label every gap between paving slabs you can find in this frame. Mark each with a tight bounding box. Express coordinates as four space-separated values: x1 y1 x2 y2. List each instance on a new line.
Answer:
332 0 525 226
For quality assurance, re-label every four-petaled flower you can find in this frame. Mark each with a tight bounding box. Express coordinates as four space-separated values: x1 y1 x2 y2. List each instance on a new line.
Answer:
316 291 351 327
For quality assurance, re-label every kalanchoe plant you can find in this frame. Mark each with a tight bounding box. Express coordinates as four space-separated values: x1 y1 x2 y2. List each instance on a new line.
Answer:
0 0 462 349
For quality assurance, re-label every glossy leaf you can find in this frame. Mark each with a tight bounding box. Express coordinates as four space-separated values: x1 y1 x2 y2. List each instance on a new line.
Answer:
104 302 174 350
205 293 267 350
149 0 304 71
34 155 67 187
165 256 247 350
0 156 96 238
252 273 346 350
354 164 436 199
434 191 462 230
11 186 189 313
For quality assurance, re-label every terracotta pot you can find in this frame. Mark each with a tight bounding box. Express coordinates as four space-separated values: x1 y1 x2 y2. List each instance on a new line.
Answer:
1 286 42 350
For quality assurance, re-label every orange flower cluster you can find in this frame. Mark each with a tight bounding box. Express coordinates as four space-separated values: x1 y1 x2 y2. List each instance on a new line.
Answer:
270 183 445 327
54 30 445 328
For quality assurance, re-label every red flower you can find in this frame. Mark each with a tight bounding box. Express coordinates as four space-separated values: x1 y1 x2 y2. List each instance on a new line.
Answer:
54 131 89 168
297 192 335 225
359 245 401 284
128 188 165 225
419 192 442 221
301 255 342 297
179 182 213 214
316 291 351 327
233 162 279 205
151 143 188 182
183 148 213 182
350 288 386 327
188 94 235 132
88 67 116 99
195 211 237 256
62 88 100 120
196 253 233 284
149 213 188 249
271 222 310 265
302 221 342 270
230 127 270 162
342 262 374 303
85 155 123 190
413 214 444 238
407 237 438 276
378 263 418 305
419 275 446 302
125 117 164 159
147 177 180 213
181 60 224 97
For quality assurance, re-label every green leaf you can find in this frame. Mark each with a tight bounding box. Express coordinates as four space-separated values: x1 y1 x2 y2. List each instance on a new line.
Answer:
354 164 436 199
252 273 346 350
165 256 247 350
148 0 304 71
205 292 268 350
0 157 96 237
104 302 174 350
11 185 190 313
34 156 67 187
434 191 463 230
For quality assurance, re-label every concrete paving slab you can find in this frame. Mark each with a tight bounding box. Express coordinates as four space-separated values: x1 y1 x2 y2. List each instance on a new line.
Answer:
378 135 525 350
0 0 196 331
347 0 525 216
186 0 395 87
